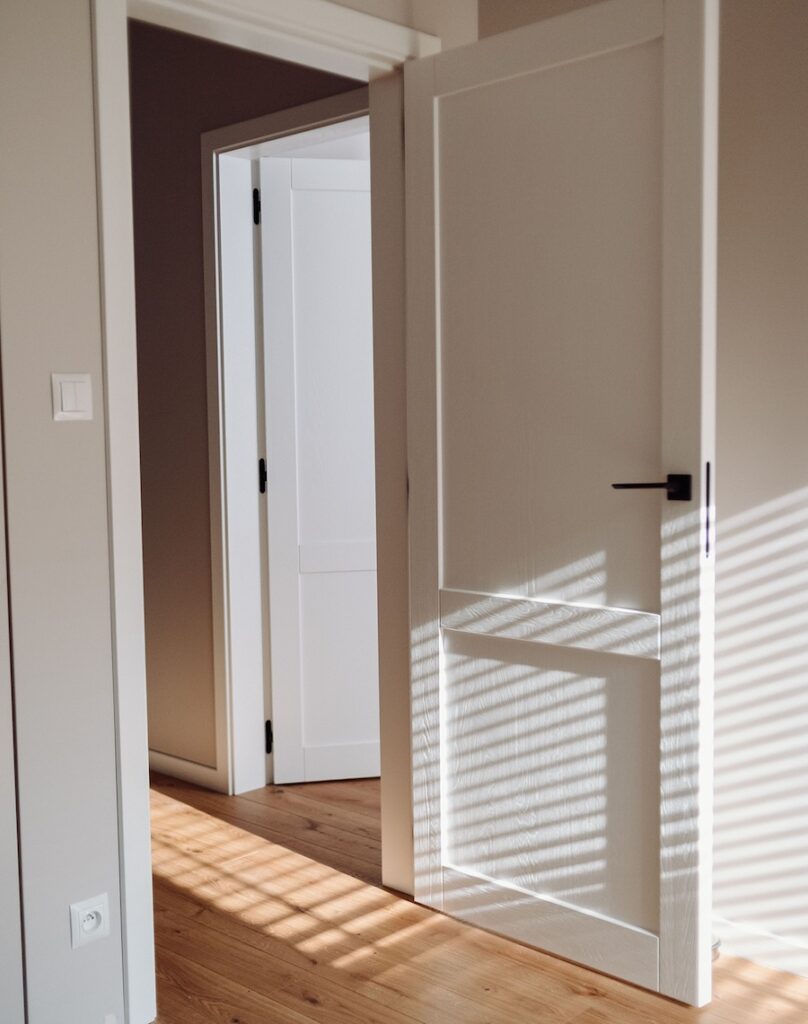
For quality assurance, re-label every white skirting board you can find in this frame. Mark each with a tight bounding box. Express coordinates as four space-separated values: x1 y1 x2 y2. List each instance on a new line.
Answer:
149 750 227 793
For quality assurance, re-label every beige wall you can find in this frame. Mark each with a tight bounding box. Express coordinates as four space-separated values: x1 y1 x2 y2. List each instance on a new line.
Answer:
478 0 594 37
713 0 808 976
0 1 128 1019
478 0 808 977
334 0 478 48
129 21 355 767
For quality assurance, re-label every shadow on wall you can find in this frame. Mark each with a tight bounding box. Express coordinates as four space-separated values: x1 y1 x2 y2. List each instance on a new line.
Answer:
714 487 808 976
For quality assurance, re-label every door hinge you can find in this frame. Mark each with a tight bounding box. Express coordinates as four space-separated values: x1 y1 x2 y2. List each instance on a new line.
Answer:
253 187 261 225
259 457 267 494
265 719 273 755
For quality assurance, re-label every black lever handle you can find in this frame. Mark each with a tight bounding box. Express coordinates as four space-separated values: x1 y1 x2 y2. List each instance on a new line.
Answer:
612 473 692 502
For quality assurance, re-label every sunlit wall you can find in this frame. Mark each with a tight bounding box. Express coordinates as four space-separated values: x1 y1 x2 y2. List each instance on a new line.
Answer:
714 0 808 978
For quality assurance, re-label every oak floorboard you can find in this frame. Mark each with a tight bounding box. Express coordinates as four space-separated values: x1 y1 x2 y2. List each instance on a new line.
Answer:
237 784 382 839
151 775 808 1024
153 882 571 1024
151 775 382 886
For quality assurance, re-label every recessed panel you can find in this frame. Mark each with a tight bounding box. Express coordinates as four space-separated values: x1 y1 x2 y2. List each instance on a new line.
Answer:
442 630 660 933
437 41 663 613
300 571 380 749
292 186 376 548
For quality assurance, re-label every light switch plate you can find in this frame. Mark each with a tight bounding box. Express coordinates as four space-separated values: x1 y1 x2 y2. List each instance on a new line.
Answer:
52 373 92 421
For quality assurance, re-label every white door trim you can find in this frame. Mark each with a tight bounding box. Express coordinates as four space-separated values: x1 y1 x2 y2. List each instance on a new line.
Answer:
0 414 24 1024
91 2 157 1022
126 0 440 81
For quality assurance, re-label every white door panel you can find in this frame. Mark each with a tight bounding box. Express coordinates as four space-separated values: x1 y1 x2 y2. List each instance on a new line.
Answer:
438 39 662 613
262 155 380 785
406 0 717 1004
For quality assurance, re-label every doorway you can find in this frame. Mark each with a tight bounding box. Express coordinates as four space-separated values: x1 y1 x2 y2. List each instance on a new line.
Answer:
214 114 381 787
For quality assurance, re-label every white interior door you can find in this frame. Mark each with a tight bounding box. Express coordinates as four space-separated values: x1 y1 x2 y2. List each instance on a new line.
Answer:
406 0 718 1005
262 156 380 784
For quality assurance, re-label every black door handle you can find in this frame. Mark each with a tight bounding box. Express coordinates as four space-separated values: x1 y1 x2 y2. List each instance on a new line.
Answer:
612 473 692 502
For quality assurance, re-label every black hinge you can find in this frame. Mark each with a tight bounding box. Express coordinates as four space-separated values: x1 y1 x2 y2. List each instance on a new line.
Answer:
258 457 267 494
252 187 261 225
265 720 273 755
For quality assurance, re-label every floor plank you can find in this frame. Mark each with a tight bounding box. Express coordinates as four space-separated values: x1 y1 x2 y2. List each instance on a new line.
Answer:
151 774 808 1024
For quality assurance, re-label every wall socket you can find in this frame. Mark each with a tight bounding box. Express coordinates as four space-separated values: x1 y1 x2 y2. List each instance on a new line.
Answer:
69 893 110 949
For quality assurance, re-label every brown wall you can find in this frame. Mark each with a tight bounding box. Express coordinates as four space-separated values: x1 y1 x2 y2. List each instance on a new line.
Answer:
129 21 356 765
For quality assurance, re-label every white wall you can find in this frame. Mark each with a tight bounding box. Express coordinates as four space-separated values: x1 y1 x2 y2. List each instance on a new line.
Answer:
713 0 808 977
0 0 135 1020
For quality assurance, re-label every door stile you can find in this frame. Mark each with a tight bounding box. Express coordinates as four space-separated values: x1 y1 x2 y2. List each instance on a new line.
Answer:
262 158 306 785
405 54 443 909
658 0 719 1006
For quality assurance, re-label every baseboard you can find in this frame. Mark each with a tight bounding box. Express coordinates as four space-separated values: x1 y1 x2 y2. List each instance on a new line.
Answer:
149 750 228 793
713 915 808 979
303 741 380 782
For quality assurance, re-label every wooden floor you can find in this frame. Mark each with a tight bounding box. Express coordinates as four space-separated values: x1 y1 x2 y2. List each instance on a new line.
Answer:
151 773 808 1024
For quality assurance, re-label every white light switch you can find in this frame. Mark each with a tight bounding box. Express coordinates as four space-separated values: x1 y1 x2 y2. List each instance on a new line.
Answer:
52 373 92 421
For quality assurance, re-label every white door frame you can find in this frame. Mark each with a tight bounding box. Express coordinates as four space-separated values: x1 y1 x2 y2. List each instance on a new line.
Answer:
93 2 431 1022
127 0 440 80
0 422 24 1024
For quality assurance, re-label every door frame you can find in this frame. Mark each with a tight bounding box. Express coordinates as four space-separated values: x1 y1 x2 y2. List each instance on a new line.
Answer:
0 413 25 1024
93 2 428 1021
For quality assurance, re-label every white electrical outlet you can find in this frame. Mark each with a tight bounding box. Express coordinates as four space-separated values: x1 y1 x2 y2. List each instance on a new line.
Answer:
69 893 110 949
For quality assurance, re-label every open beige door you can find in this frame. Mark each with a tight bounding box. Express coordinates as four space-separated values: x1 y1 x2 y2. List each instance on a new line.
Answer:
405 0 718 1006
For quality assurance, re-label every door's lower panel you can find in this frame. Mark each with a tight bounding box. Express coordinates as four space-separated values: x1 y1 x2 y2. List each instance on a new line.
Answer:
441 629 661 940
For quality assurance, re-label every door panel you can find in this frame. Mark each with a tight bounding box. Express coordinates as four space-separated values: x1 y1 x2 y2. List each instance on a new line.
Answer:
439 40 662 612
263 156 380 784
405 0 718 1004
442 630 660 934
